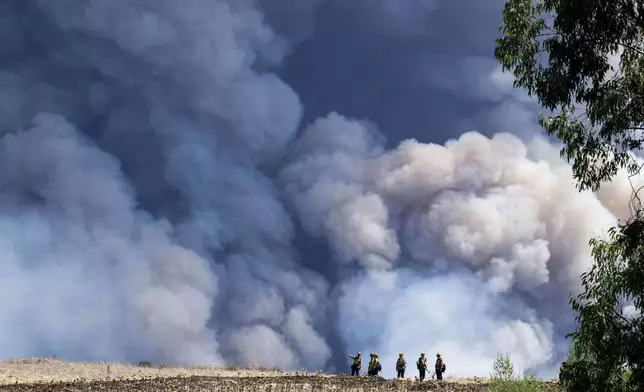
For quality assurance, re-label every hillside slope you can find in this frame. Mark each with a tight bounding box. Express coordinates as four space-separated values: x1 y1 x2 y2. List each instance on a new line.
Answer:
0 358 560 391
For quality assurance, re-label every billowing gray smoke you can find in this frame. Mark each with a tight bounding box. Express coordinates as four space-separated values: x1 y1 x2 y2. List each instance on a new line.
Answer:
0 0 636 379
281 113 624 375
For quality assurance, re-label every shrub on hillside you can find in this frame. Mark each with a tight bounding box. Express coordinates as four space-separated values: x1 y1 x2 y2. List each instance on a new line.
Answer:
488 353 548 392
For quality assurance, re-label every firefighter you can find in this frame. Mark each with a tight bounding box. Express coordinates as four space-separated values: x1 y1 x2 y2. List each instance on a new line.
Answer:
416 353 428 380
435 353 446 380
559 360 568 387
349 352 362 376
559 360 567 381
396 352 406 378
368 353 381 376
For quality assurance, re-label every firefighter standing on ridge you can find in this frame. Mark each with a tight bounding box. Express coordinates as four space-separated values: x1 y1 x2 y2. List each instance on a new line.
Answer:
416 353 428 380
349 352 361 375
435 353 446 380
396 352 406 378
367 353 382 376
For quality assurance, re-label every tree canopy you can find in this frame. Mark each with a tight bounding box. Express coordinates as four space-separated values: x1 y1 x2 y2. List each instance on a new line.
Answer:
494 1 644 391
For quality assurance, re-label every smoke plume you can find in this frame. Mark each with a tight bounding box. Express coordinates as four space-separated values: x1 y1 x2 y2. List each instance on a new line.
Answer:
0 0 636 379
281 112 620 375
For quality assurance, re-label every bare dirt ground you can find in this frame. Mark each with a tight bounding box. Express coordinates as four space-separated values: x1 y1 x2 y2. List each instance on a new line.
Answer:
0 358 309 384
0 358 560 391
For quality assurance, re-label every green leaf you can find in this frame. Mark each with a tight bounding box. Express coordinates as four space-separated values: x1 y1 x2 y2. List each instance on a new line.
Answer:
495 1 644 391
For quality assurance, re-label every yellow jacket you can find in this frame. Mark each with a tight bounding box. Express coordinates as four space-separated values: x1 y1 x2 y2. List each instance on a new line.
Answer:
396 357 406 369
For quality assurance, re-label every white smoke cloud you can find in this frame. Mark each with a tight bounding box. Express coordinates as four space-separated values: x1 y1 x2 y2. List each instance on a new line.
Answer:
0 113 220 364
338 270 554 377
596 155 644 222
281 112 625 377
229 324 297 370
281 113 399 270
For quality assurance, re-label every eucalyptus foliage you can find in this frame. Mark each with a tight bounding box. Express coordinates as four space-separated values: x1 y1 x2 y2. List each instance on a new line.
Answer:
495 0 644 191
495 1 644 391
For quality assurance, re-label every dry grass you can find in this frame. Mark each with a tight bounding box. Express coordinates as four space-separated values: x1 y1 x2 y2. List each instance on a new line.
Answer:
0 357 314 385
0 358 561 392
